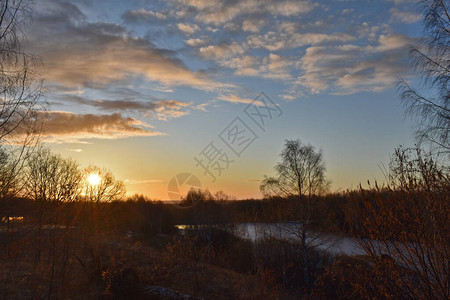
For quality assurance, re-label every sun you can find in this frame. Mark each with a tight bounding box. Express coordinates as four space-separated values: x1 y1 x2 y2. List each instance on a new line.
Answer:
88 173 101 186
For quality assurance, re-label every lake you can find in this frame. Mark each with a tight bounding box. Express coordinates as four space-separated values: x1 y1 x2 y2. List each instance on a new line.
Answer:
176 222 366 256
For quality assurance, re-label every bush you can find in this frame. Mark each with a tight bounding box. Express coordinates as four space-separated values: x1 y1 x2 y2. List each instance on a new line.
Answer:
254 237 333 292
165 226 255 274
312 255 382 299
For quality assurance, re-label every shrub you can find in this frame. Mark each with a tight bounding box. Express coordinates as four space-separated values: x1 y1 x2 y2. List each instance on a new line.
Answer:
254 237 333 292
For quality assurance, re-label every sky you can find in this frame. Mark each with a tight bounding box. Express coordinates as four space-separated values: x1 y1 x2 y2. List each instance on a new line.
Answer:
27 0 425 200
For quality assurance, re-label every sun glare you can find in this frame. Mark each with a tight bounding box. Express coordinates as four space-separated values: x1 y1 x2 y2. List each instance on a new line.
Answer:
88 173 101 186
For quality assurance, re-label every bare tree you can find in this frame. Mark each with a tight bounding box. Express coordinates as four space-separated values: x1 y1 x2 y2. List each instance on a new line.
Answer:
0 0 44 200
1 0 43 142
80 165 125 236
0 146 18 197
260 139 329 203
25 147 82 203
23 147 82 264
399 0 450 152
214 190 235 201
260 139 331 287
82 165 126 203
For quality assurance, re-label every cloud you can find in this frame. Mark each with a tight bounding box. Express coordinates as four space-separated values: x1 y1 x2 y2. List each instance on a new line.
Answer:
260 54 293 79
124 179 164 184
122 9 167 23
199 41 246 60
30 0 421 106
154 104 190 120
61 94 190 120
390 8 421 24
245 179 262 182
59 90 192 120
386 0 415 4
194 101 214 111
177 23 200 35
354 23 382 41
247 31 355 51
29 0 221 91
224 55 260 76
217 94 265 106
39 111 163 143
177 0 315 26
297 34 414 94
216 53 293 80
376 34 412 51
242 18 266 33
185 38 207 47
279 94 297 101
342 8 354 14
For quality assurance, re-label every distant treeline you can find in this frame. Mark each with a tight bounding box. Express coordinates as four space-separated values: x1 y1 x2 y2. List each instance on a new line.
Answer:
0 189 424 238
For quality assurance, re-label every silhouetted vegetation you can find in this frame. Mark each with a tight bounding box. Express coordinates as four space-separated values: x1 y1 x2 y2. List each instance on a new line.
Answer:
0 0 448 299
1 144 448 299
399 0 450 152
1 158 448 298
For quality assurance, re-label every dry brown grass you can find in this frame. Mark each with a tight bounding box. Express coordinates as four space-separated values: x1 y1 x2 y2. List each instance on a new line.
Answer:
0 228 285 299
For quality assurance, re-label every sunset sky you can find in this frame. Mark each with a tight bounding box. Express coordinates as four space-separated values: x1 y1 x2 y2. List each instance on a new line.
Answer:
30 0 424 199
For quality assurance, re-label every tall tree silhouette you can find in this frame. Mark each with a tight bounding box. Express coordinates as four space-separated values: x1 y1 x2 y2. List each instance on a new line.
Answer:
260 139 328 201
0 0 44 199
260 139 330 286
400 0 450 152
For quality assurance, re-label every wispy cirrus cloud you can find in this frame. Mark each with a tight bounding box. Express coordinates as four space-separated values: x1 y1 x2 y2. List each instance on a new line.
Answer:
217 94 264 106
245 179 262 182
124 179 164 184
